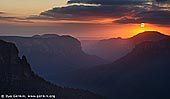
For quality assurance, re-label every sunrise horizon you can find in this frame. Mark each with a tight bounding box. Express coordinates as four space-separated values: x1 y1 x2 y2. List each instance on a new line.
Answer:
1 0 170 99
0 0 170 38
0 30 169 40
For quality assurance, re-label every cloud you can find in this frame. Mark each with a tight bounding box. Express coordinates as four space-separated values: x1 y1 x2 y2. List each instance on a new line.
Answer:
36 0 149 21
0 11 16 20
0 14 33 24
156 0 170 3
27 0 170 25
0 12 6 15
67 0 149 5
27 0 148 21
39 5 144 21
0 16 16 20
115 10 170 25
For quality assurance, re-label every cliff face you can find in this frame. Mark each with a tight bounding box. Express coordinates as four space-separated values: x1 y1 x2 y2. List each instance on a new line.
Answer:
0 40 106 99
0 34 107 85
0 40 33 82
0 40 19 64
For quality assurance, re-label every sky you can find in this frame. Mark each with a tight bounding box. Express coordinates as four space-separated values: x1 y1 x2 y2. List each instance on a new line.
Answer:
0 0 170 39
0 0 66 16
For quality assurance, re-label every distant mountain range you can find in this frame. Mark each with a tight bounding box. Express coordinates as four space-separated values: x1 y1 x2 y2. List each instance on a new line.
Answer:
0 40 106 99
68 37 170 99
1 31 170 99
81 31 169 61
0 34 107 85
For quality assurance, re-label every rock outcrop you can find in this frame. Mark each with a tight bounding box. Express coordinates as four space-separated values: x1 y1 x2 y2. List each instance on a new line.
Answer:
0 40 106 99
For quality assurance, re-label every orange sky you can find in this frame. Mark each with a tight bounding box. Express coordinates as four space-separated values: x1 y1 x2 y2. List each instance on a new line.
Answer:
0 18 170 39
114 24 170 38
0 0 170 39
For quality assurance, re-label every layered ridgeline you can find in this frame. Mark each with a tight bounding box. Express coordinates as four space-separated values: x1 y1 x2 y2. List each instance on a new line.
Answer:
68 38 170 99
0 34 107 85
0 40 106 99
81 31 169 61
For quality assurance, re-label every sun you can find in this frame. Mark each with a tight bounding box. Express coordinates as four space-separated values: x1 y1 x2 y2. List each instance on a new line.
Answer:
141 23 145 28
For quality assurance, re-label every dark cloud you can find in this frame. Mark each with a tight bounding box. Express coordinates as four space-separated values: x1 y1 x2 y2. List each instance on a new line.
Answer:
0 16 16 20
29 0 170 25
115 10 170 25
156 0 170 3
39 5 144 21
36 0 151 21
67 0 149 5
0 12 6 15
0 15 33 24
26 15 56 20
0 11 16 20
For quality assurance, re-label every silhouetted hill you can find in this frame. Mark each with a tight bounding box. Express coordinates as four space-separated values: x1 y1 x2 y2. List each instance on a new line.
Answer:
68 38 170 99
0 34 107 85
0 40 106 99
81 31 169 61
129 31 168 43
32 34 60 38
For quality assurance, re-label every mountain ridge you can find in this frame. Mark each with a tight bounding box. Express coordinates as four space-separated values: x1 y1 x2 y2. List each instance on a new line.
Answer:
67 37 170 99
0 39 106 99
0 34 108 86
81 31 169 61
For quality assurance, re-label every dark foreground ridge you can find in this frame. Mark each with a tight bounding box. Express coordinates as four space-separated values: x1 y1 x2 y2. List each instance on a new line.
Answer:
0 40 106 99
